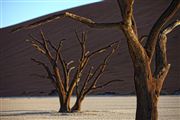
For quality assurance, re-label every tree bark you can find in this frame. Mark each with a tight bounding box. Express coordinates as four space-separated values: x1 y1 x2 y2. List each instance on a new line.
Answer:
59 103 70 113
134 70 156 120
118 1 179 119
71 97 83 112
58 94 71 113
134 65 170 120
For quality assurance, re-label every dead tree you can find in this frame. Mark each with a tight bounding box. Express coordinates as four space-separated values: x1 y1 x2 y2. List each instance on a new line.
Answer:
27 30 121 113
71 33 121 111
13 0 179 119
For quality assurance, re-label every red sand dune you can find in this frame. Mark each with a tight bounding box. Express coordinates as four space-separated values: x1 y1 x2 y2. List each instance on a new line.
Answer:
0 0 179 96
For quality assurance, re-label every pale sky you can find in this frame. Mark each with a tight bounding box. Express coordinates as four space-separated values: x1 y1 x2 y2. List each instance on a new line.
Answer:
0 0 102 28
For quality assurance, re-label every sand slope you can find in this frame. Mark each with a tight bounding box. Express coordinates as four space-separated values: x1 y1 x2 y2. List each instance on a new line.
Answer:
0 0 180 96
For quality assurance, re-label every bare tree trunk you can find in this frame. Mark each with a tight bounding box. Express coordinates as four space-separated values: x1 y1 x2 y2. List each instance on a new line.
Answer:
58 93 69 112
135 91 158 120
71 97 84 112
134 70 157 120
134 68 150 120
117 1 179 119
134 68 169 120
59 102 70 113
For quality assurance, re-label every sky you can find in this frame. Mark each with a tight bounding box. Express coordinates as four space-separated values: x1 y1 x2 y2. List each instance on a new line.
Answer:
0 0 102 28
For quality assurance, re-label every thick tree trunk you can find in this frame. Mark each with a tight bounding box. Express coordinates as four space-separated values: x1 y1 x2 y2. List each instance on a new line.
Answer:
58 93 71 113
59 103 70 113
71 97 83 112
134 65 160 120
151 95 158 120
135 89 158 120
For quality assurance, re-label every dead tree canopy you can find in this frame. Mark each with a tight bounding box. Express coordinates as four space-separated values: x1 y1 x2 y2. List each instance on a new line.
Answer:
28 30 122 112
13 0 180 119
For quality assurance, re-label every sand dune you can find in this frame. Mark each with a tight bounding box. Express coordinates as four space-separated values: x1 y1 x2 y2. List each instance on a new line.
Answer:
0 0 180 96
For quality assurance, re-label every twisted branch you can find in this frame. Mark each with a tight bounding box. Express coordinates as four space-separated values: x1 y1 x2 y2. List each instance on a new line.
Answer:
12 12 122 32
83 42 120 96
92 79 123 90
145 0 180 61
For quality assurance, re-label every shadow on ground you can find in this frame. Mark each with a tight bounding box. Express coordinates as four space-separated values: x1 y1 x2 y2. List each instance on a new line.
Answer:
0 110 102 117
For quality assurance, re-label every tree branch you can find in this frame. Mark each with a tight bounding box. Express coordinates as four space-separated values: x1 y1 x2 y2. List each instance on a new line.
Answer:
55 40 64 62
117 0 148 64
34 30 66 95
154 20 180 79
153 20 180 95
28 40 46 55
40 30 54 61
117 0 134 26
145 0 180 61
83 42 120 96
46 38 70 92
79 66 94 96
75 81 79 98
87 41 119 58
92 79 123 90
139 35 148 43
31 58 55 83
131 15 138 37
79 41 120 96
66 31 90 101
12 12 123 32
75 31 87 62
29 34 44 46
162 20 180 35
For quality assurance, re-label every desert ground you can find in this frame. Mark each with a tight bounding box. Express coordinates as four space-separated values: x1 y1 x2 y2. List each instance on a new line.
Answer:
0 96 179 120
